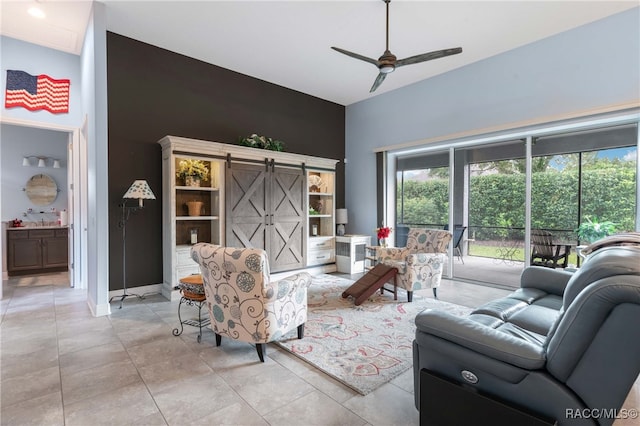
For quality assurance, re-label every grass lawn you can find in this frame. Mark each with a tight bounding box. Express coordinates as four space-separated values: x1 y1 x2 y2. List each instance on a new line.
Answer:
469 243 580 266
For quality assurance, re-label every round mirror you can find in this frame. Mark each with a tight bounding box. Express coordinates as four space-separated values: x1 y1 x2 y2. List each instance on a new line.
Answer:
25 174 58 206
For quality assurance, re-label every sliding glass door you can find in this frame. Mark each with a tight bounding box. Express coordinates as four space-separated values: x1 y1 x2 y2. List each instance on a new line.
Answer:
532 125 638 267
395 152 449 247
460 141 526 288
390 121 638 290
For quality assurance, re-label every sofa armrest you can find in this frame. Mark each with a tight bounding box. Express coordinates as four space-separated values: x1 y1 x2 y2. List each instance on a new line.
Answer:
520 267 573 296
415 310 546 370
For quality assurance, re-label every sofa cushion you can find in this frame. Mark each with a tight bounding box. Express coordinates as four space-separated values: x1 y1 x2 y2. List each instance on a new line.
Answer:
507 304 560 337
467 285 563 344
471 298 528 321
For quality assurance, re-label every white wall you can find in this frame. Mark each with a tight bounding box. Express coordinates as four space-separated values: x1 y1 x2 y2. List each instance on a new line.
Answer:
0 124 68 222
344 7 640 239
81 2 110 316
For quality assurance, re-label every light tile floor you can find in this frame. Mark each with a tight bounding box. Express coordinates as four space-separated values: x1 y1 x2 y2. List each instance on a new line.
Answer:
1 272 638 425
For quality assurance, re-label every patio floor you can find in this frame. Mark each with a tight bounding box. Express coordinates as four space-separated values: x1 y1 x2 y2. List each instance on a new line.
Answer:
444 254 526 289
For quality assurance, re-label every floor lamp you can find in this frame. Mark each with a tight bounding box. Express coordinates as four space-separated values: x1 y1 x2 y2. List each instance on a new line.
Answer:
109 180 156 309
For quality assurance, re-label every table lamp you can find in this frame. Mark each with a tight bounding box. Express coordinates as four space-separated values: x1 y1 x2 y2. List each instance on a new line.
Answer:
336 208 348 236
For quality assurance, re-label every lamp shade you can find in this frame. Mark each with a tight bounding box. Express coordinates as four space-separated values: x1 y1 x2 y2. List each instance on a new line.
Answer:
38 158 46 167
123 180 156 207
22 157 30 166
336 208 348 225
53 159 61 168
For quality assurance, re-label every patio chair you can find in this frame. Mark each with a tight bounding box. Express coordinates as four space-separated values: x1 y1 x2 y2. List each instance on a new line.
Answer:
444 224 467 263
530 228 571 269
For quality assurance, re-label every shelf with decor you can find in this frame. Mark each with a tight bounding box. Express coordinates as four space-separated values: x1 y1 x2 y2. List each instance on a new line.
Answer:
159 139 225 300
307 170 336 266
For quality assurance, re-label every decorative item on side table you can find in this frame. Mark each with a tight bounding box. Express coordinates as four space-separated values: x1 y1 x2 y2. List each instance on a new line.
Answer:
376 225 392 247
109 180 156 309
176 159 209 187
336 208 348 236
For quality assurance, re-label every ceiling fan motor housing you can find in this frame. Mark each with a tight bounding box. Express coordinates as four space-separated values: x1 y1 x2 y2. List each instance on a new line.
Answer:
378 50 397 73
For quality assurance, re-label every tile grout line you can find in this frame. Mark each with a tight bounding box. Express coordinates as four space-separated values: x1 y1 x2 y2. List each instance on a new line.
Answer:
107 304 171 425
52 283 66 425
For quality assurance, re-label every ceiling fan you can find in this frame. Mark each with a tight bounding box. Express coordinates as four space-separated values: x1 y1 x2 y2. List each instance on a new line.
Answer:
332 0 463 93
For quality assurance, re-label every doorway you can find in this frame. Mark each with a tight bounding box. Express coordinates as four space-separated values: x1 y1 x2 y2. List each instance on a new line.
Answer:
0 117 85 297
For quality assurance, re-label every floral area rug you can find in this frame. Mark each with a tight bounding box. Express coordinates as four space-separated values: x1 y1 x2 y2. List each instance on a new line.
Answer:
275 274 472 395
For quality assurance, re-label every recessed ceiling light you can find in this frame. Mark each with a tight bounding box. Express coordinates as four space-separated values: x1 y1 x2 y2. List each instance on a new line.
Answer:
28 7 46 19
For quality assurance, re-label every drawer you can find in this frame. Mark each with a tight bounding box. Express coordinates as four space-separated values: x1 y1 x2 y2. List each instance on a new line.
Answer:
8 230 29 239
307 249 335 266
29 230 55 238
55 229 68 237
176 246 198 267
308 237 334 251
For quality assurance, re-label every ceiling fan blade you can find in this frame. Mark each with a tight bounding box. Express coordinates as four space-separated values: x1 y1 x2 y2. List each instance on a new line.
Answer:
331 47 378 66
370 72 387 93
396 47 462 67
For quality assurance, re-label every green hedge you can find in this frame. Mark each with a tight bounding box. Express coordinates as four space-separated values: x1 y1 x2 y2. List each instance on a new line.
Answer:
398 167 636 240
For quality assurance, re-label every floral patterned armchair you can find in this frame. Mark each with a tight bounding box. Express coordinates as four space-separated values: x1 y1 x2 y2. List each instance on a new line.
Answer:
376 228 452 301
191 243 312 362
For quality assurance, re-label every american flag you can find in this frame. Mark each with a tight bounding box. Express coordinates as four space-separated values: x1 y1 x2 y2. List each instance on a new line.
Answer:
5 70 70 114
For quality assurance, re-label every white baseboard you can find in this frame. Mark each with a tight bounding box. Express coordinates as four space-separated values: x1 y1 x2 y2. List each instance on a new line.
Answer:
162 282 181 301
108 283 165 301
87 292 111 317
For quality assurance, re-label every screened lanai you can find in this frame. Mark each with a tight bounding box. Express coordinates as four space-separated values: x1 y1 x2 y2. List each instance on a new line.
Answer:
388 116 639 289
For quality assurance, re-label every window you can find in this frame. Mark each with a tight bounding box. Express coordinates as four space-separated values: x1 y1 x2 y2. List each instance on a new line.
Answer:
390 121 638 288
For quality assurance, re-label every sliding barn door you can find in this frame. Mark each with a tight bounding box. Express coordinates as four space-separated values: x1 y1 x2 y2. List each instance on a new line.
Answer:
269 166 306 271
226 162 306 272
226 163 268 250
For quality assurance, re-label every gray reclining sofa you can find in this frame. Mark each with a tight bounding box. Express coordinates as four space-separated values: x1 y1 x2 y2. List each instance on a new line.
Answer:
413 235 640 425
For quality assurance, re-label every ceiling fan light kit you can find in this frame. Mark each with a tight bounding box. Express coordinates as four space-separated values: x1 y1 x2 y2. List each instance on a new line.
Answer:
332 0 462 93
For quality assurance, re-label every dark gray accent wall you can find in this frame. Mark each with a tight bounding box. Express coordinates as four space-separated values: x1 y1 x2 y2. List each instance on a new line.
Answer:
107 32 345 291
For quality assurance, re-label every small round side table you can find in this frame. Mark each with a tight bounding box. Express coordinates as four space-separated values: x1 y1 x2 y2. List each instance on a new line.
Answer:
172 274 210 343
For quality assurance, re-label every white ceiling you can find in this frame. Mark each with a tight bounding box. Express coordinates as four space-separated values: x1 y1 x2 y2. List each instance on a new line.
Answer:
1 1 638 105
